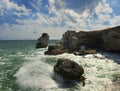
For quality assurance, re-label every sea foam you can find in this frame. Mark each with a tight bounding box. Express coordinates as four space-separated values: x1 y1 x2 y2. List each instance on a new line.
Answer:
15 59 57 90
15 50 120 91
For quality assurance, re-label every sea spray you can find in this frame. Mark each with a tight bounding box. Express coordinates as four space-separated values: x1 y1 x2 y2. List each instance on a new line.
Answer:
15 60 58 90
14 49 120 91
55 53 120 91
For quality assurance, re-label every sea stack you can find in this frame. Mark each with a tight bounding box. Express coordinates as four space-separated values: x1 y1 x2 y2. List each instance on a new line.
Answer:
36 33 49 48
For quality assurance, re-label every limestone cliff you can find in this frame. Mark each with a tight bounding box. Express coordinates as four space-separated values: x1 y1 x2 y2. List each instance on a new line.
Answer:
45 26 120 55
62 26 120 53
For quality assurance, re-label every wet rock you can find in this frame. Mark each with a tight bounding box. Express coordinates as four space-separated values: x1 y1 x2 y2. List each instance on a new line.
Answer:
45 49 65 55
74 49 97 56
36 33 49 48
54 58 86 86
44 44 65 55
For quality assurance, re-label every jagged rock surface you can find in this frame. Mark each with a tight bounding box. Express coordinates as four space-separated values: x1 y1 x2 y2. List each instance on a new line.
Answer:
45 26 120 55
62 26 120 53
36 33 49 48
54 58 86 86
101 26 120 52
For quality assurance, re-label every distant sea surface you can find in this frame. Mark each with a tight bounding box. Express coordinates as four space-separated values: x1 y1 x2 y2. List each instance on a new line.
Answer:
0 40 120 91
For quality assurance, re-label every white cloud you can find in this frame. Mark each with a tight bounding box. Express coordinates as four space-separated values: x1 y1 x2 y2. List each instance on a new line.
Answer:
0 22 66 40
0 23 37 40
0 0 30 16
0 0 120 40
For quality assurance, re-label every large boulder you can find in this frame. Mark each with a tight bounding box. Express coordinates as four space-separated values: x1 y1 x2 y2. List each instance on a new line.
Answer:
36 33 49 48
54 58 86 86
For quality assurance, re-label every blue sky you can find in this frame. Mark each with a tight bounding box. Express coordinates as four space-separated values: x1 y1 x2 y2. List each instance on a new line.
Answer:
0 0 120 40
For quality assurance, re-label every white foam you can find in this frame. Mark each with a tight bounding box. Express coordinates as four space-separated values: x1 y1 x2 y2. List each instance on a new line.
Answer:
54 53 120 91
15 50 120 91
15 60 57 90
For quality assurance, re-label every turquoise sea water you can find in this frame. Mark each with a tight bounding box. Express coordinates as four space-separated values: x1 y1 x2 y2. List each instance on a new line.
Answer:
0 40 120 91
0 40 37 91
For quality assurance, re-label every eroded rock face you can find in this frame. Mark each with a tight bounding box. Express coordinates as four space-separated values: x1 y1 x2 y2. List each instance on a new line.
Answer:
101 26 120 52
62 26 120 53
36 33 49 48
45 26 120 55
44 44 66 55
54 58 86 86
62 31 78 50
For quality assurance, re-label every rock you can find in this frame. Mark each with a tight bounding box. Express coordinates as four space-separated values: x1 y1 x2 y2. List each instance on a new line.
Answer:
101 26 120 52
62 30 78 50
62 26 120 53
54 58 86 86
36 33 49 48
74 49 97 56
48 44 63 51
76 31 102 49
44 44 66 55
45 25 120 55
45 49 65 55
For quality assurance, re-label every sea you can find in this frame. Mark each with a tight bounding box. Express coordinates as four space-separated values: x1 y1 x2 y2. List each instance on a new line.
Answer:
0 40 120 91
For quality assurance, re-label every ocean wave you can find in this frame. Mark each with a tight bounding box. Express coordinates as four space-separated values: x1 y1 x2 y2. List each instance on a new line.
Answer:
14 50 120 91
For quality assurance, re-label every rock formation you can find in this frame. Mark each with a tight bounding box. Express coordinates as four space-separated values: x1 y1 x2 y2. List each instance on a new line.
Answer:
54 58 86 86
101 26 120 52
44 44 66 55
45 25 120 55
36 33 49 48
62 31 78 50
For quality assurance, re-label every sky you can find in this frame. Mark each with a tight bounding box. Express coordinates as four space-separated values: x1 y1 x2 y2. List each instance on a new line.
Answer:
0 0 120 40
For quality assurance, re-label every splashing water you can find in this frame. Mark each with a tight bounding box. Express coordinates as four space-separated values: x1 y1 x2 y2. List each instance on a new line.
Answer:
15 60 58 90
14 51 120 91
0 40 120 91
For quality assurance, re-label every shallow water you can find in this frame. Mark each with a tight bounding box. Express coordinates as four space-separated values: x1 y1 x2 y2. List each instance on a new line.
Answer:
0 40 120 91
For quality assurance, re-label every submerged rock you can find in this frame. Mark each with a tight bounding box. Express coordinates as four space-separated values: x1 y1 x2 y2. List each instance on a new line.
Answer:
36 33 49 48
54 58 86 86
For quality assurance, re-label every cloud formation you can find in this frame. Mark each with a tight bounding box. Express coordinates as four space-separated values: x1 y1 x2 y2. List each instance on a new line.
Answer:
0 0 120 39
0 0 30 16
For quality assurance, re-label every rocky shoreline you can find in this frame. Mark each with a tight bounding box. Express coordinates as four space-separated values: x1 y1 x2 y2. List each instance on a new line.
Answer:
36 26 120 89
43 26 120 55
